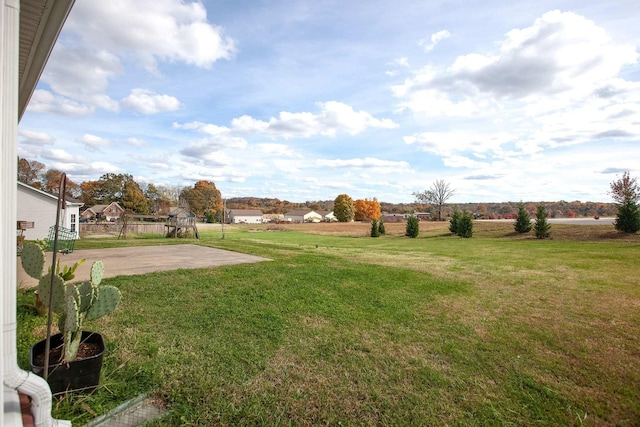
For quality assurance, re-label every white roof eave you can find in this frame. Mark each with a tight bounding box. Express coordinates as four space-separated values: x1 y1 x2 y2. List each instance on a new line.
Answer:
19 0 75 121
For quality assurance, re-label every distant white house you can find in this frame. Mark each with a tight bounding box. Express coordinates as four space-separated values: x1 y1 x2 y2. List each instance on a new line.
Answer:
227 209 264 224
17 181 82 240
283 209 323 223
317 210 337 222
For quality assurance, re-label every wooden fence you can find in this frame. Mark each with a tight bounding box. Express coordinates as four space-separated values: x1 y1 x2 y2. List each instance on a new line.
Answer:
80 222 165 237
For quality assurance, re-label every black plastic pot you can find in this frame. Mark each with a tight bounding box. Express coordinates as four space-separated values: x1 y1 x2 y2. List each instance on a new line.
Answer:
30 331 106 395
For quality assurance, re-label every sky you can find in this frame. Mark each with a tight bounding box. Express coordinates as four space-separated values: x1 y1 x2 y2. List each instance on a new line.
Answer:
17 0 640 204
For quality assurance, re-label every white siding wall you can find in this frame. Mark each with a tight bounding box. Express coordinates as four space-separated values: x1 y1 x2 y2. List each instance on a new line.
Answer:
17 185 80 240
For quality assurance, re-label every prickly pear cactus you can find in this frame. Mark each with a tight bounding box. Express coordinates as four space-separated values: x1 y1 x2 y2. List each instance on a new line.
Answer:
21 242 122 362
37 273 66 314
64 295 80 336
76 280 96 312
21 243 45 279
90 261 104 285
85 285 121 321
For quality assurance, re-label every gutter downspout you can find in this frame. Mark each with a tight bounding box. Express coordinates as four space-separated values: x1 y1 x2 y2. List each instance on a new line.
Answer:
2 0 69 425
3 332 71 427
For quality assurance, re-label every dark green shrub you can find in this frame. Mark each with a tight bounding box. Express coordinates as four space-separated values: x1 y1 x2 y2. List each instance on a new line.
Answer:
449 208 461 234
534 205 551 239
614 199 640 233
378 219 386 235
370 219 380 237
456 211 473 238
405 215 419 238
514 202 532 233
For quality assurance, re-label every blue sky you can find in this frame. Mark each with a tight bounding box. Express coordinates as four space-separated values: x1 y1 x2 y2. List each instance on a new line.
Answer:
18 0 640 203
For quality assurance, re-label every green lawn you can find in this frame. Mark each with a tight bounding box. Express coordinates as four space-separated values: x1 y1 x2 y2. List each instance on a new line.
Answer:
17 222 640 425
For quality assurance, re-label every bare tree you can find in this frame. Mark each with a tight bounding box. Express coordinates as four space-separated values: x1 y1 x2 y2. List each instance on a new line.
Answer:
413 179 455 221
17 157 45 185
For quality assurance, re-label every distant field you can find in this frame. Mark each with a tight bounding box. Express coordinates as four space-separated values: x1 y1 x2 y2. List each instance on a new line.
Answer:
18 219 640 425
253 218 639 241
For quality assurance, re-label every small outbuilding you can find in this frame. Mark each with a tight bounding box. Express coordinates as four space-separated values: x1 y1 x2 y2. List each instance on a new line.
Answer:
17 181 82 241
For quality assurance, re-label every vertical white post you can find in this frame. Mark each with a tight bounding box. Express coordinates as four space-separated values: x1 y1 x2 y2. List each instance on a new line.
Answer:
2 1 71 424
1 0 20 420
0 0 5 412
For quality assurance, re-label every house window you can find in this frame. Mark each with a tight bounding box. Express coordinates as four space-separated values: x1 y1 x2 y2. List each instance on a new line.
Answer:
70 214 77 233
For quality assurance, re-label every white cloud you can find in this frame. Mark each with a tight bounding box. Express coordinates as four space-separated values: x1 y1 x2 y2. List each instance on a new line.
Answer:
65 0 236 71
42 47 121 112
442 155 486 169
231 101 397 138
173 121 231 135
19 130 55 145
26 90 96 116
230 116 271 133
181 148 233 167
396 10 638 105
386 57 411 76
41 148 86 163
317 157 410 170
127 137 148 147
257 143 301 157
122 89 182 114
420 30 451 52
179 137 247 165
36 0 235 115
394 57 410 68
58 162 121 180
176 102 397 140
76 134 110 151
319 181 357 190
404 131 515 158
396 9 640 179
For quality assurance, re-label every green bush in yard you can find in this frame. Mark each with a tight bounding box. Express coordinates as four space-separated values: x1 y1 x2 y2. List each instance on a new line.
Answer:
456 211 473 238
614 199 640 233
534 205 551 239
405 215 419 238
370 219 381 237
449 208 461 234
514 202 532 233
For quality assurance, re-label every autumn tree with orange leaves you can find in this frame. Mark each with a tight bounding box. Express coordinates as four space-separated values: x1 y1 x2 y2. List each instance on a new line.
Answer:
354 198 381 221
180 180 223 218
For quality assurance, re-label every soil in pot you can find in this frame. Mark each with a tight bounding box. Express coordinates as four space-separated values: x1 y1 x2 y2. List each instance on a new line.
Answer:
31 332 106 395
33 341 102 366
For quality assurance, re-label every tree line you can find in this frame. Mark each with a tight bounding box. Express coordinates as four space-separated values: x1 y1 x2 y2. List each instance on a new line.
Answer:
18 157 222 218
18 157 629 224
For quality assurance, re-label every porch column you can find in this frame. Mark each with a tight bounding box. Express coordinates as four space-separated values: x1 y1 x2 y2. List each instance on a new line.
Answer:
1 0 20 419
